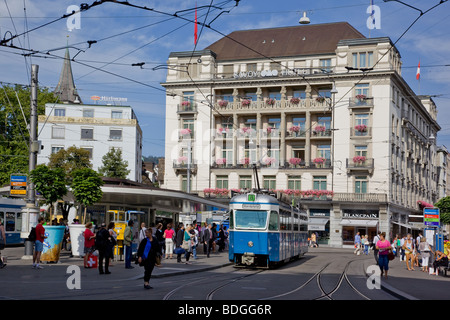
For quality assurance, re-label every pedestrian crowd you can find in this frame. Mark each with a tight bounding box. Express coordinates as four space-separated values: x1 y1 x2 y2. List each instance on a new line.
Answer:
0 218 229 290
354 231 449 279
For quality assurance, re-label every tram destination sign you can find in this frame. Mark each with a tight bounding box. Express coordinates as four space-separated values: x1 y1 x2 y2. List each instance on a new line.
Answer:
423 207 440 228
10 174 27 196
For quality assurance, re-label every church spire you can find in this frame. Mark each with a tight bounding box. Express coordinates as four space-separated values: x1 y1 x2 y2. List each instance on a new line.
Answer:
54 45 82 104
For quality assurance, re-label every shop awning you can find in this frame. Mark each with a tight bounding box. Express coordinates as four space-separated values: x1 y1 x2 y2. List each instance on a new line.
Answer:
308 218 329 231
340 219 378 227
417 200 433 209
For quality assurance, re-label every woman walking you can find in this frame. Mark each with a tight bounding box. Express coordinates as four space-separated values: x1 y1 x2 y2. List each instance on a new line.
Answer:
163 223 175 259
376 232 392 279
137 227 161 289
83 222 96 268
418 237 433 273
402 233 415 271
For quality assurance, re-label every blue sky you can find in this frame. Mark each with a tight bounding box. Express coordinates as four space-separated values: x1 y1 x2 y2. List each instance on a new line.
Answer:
1 0 449 157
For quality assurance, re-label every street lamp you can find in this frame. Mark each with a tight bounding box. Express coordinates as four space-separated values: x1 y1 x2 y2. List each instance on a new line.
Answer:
299 11 310 24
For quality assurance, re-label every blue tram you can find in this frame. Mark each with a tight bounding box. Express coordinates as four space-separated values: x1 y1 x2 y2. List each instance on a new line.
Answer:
0 198 26 245
228 193 308 268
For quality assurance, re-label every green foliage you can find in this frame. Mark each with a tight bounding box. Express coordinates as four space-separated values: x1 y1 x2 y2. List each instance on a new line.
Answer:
98 147 130 179
71 168 104 207
48 146 92 179
0 85 56 186
435 196 450 225
30 165 68 206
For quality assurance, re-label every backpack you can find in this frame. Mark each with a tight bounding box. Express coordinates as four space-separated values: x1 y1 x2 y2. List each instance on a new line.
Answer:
28 227 36 242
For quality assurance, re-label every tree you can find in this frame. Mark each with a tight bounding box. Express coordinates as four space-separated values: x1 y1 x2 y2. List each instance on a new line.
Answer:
29 165 68 222
71 168 103 224
48 146 92 220
98 147 130 179
48 146 92 179
435 196 450 225
0 85 55 187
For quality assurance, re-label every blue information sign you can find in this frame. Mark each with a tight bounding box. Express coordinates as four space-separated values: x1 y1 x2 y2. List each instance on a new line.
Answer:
423 207 440 228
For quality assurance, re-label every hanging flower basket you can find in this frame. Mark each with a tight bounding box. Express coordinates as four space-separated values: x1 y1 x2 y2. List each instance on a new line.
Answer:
314 125 326 133
289 126 300 133
313 157 325 164
315 96 325 103
355 94 367 101
180 128 192 135
218 100 229 107
289 158 302 166
215 158 227 165
241 99 251 106
352 156 366 163
354 124 367 132
240 157 250 165
181 101 191 107
290 97 300 105
266 98 276 105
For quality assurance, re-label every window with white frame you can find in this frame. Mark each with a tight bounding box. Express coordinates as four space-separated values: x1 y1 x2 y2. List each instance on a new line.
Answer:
109 129 123 141
83 109 94 118
313 176 327 190
352 52 374 69
51 146 64 154
111 110 123 119
54 108 66 117
52 126 65 139
216 175 228 189
287 175 301 190
81 128 94 140
355 176 368 193
263 175 276 190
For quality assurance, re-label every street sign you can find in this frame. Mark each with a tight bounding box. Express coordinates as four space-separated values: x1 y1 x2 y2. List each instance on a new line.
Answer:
10 175 27 196
423 207 440 228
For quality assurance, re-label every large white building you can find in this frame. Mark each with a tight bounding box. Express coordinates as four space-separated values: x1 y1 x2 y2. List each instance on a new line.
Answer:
162 22 441 247
37 48 143 182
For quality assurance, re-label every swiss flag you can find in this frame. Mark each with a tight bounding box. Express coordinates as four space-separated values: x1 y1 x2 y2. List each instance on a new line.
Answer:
416 61 420 80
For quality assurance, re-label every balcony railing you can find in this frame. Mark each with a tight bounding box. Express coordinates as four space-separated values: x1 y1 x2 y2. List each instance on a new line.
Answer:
349 97 374 108
213 97 331 112
177 103 198 113
346 158 374 170
333 193 387 203
351 127 372 137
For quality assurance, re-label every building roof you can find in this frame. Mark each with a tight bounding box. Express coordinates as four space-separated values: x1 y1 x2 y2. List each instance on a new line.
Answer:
54 48 83 104
205 22 365 61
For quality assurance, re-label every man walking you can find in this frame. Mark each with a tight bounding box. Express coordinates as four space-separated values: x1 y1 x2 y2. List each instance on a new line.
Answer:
202 224 214 258
96 223 112 275
354 232 362 255
32 217 47 269
124 220 134 269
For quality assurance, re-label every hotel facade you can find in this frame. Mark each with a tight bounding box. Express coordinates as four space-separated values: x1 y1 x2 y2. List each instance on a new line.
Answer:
162 22 441 247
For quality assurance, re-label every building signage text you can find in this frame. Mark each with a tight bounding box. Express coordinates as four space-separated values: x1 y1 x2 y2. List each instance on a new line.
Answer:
343 210 379 219
233 68 328 79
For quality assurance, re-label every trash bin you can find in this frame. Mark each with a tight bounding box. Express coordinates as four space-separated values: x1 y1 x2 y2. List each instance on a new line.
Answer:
24 240 34 256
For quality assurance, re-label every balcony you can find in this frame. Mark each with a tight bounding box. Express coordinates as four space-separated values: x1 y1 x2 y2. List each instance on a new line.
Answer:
346 157 374 173
348 96 374 108
333 193 387 203
173 159 197 174
350 126 372 138
177 103 197 114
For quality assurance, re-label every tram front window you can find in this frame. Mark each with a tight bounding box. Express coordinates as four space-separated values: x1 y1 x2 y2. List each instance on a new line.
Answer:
234 210 268 229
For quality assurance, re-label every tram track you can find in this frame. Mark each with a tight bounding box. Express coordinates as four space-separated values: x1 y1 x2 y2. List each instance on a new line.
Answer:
260 258 371 301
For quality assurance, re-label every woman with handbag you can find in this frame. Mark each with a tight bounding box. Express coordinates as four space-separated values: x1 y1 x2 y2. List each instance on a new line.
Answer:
376 232 392 279
137 227 161 289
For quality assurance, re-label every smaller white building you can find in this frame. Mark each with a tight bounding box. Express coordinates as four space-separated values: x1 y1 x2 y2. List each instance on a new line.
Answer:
37 102 143 182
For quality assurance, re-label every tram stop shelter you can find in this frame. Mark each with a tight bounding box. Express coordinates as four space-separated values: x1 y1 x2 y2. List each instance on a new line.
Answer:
0 177 228 229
